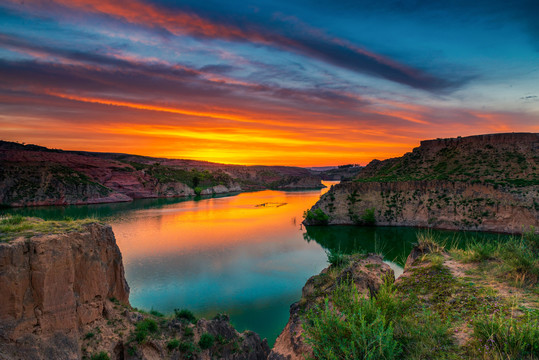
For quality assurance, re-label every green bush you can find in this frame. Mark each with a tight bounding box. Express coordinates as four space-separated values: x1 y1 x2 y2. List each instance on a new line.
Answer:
149 309 164 317
90 352 110 360
198 333 215 349
134 318 159 343
303 209 330 225
361 208 376 225
183 326 194 337
473 313 539 359
175 308 197 323
325 249 349 268
178 341 197 358
167 339 180 350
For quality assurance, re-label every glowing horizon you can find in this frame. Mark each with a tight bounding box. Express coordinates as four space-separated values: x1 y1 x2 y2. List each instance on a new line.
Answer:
1 0 538 166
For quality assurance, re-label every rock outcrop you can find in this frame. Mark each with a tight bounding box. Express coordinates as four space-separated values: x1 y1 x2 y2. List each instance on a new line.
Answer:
0 223 129 359
269 254 394 360
305 133 538 233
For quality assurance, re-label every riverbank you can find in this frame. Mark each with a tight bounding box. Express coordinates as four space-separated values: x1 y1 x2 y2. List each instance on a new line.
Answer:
273 230 539 359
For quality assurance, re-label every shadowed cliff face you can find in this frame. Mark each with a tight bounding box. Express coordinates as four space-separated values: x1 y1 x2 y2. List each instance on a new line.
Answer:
305 133 539 233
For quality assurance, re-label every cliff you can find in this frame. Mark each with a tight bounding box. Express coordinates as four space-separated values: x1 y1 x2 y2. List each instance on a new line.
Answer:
0 222 130 359
305 133 539 233
0 219 270 360
0 141 323 207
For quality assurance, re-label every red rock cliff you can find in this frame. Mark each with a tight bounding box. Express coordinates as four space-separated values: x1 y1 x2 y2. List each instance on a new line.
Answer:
0 223 129 359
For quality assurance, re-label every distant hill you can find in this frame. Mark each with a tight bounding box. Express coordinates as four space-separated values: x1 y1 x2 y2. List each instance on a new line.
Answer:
306 133 538 234
0 141 323 207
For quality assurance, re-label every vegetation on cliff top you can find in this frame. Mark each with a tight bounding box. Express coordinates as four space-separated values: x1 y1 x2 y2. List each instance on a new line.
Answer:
0 215 100 242
355 135 538 187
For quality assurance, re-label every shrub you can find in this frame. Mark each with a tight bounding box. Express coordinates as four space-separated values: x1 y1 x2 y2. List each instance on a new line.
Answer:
175 308 197 323
84 331 95 340
179 341 197 358
303 209 330 225
183 326 194 337
167 339 180 350
149 309 164 317
325 249 349 268
361 208 376 225
90 352 110 360
194 187 203 195
198 333 215 349
134 318 159 343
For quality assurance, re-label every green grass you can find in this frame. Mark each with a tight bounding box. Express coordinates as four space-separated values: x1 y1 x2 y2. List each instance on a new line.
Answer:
449 229 538 288
303 280 455 360
0 216 100 242
472 312 539 359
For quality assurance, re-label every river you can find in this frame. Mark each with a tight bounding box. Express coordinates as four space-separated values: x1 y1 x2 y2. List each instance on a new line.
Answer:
4 181 510 345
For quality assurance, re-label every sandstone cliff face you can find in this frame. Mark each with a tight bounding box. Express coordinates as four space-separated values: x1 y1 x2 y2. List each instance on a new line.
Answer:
309 180 538 233
306 133 539 234
269 255 394 360
0 223 129 359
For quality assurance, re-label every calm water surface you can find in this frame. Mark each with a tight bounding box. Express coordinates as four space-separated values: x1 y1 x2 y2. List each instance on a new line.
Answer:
5 181 510 345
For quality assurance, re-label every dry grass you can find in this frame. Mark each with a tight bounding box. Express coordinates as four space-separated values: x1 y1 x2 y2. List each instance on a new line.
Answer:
0 215 100 242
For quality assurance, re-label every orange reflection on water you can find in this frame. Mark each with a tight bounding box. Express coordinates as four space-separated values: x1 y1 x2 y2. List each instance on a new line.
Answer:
113 183 334 259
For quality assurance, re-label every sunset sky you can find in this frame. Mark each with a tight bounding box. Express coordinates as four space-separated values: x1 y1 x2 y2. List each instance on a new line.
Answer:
1 0 538 166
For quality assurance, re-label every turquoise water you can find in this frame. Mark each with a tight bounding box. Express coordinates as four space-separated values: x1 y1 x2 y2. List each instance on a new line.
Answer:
3 183 510 345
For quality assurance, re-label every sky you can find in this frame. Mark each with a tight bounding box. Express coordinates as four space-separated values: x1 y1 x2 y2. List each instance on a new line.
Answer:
0 0 538 166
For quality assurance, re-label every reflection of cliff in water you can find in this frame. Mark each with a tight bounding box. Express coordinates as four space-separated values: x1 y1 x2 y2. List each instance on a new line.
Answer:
303 225 511 267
